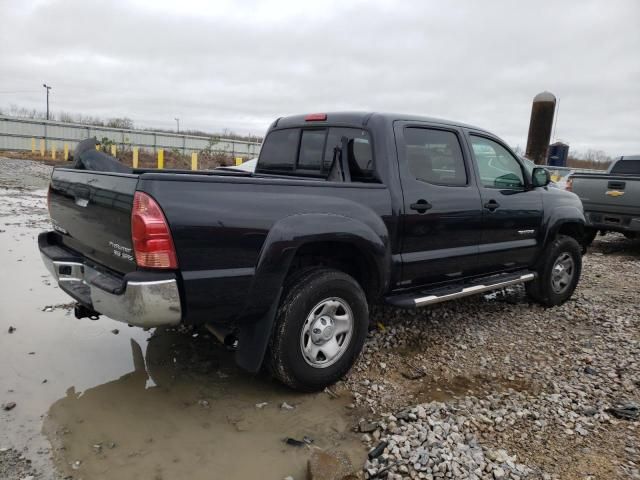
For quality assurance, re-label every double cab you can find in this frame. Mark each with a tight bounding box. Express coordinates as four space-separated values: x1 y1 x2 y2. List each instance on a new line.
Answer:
40 112 587 391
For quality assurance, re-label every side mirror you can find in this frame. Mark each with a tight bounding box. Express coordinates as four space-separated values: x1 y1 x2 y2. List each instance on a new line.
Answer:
532 167 551 187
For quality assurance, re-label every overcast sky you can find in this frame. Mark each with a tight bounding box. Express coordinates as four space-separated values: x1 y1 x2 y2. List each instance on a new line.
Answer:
1 0 638 155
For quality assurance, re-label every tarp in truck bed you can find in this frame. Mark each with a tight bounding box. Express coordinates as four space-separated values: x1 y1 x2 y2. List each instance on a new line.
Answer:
71 137 132 173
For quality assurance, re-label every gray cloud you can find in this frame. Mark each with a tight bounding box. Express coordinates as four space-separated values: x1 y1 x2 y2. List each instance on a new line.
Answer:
1 0 638 155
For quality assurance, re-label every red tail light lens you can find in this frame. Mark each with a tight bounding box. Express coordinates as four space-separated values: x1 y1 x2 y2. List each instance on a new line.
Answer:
131 192 178 269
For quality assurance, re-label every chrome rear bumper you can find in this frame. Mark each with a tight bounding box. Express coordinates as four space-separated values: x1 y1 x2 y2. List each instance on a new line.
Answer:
39 235 182 328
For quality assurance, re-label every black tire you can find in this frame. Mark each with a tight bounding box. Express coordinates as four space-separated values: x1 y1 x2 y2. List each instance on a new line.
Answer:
267 268 368 392
526 235 582 307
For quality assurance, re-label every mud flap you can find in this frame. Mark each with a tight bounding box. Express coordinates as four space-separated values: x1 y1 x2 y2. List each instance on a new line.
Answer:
234 288 282 373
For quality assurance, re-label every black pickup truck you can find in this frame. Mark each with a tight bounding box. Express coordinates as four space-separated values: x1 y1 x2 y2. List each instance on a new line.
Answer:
40 112 587 391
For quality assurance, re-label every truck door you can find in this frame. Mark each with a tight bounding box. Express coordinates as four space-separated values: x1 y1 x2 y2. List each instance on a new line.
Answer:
395 123 483 286
466 133 543 272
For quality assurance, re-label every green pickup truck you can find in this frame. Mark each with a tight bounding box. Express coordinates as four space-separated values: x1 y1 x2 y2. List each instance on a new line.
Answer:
569 155 640 242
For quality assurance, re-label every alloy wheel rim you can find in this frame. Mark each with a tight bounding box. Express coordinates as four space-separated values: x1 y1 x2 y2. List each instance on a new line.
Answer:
551 252 575 294
300 297 353 368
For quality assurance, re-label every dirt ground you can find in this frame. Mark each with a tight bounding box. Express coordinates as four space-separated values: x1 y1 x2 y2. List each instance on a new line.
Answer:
1 157 638 479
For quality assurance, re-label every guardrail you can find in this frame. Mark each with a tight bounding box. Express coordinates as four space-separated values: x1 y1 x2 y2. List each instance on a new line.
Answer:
0 115 262 160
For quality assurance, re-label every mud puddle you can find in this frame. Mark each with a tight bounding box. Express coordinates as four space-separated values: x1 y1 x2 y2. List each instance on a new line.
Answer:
44 329 363 479
0 158 365 479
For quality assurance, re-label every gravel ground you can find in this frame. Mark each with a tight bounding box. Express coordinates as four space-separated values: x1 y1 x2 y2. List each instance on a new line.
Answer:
343 235 640 479
2 156 639 479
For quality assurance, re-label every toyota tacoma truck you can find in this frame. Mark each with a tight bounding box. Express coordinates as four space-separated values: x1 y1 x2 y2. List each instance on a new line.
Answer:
568 155 640 242
40 112 587 391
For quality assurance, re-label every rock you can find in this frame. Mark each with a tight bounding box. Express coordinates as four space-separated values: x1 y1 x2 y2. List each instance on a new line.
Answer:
308 450 353 480
111 329 119 335
255 402 268 409
359 420 378 433
606 403 639 421
493 466 506 479
281 402 295 411
8 326 15 334
2 402 16 411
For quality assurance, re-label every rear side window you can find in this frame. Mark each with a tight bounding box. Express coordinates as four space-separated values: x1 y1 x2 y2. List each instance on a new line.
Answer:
257 129 299 171
404 128 467 186
610 159 640 175
324 128 375 181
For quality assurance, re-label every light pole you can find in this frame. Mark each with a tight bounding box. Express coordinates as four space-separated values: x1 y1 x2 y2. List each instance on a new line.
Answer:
175 117 180 133
42 84 52 120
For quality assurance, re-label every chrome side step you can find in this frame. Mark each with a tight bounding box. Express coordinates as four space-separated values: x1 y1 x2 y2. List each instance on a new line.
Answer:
386 272 536 308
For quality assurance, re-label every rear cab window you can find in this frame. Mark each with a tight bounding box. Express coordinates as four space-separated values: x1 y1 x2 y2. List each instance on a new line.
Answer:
256 127 376 182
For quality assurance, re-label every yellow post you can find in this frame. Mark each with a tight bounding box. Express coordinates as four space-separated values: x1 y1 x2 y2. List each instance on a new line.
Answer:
51 143 56 160
110 144 117 157
132 147 139 168
31 138 36 153
64 143 69 161
235 157 242 166
191 152 198 171
158 149 164 169
39 139 45 157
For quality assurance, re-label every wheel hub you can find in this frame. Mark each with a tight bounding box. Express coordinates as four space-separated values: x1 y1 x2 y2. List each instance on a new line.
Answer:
310 316 335 343
551 252 575 294
300 297 354 368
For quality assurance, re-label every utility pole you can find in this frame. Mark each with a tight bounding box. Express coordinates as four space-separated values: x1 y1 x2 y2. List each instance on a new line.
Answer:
175 117 180 133
42 84 52 120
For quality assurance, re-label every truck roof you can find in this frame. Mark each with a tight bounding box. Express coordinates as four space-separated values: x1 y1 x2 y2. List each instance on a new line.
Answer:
272 111 492 135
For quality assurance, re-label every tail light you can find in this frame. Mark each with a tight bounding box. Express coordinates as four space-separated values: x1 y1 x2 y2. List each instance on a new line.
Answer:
566 178 573 192
131 192 178 269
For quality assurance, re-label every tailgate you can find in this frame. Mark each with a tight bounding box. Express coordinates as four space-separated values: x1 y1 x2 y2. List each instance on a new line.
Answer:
48 168 139 274
572 175 640 215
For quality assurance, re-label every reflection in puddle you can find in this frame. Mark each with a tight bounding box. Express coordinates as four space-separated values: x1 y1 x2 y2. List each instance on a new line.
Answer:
44 329 364 479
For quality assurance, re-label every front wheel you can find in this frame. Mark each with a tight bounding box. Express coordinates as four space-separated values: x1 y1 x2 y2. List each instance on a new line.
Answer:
267 268 368 392
526 235 582 307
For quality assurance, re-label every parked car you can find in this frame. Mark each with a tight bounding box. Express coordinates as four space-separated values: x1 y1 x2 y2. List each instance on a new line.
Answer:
569 155 640 243
39 112 587 391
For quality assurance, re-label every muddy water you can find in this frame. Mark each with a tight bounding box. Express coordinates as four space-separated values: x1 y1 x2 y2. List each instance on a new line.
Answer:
0 158 365 479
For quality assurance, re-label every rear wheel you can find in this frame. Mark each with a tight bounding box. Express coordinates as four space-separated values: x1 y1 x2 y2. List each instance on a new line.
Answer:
526 235 582 307
267 268 368 392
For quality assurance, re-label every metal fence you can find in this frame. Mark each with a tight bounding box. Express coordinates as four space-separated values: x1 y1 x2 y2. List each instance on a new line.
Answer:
0 115 262 159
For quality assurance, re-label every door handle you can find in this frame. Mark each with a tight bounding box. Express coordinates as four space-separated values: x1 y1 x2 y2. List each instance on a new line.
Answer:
484 200 500 211
410 200 432 213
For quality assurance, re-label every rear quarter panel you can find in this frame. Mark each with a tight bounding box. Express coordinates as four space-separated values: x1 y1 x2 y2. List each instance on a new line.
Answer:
138 174 394 325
